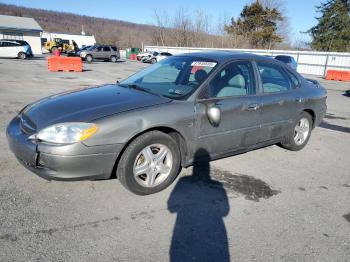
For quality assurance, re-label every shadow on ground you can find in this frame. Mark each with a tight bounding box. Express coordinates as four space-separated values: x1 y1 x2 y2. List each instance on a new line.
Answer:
167 148 279 262
320 121 350 134
343 213 350 223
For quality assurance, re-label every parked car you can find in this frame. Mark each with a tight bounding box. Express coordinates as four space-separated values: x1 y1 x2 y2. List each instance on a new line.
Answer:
80 45 120 63
0 39 33 59
274 55 298 70
137 51 152 61
7 52 327 195
142 51 172 63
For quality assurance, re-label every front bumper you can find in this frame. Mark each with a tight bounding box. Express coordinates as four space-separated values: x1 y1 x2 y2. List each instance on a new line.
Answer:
6 116 123 181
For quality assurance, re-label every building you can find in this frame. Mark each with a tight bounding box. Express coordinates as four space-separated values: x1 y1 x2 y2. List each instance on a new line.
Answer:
0 15 43 55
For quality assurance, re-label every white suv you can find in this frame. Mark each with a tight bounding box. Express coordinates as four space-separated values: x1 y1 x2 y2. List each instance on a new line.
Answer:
0 40 33 59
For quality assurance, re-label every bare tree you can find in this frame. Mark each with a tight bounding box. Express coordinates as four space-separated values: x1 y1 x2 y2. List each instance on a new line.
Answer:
152 9 169 46
173 7 193 47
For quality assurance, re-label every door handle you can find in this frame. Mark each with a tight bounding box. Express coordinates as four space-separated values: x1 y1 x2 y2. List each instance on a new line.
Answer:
247 103 259 111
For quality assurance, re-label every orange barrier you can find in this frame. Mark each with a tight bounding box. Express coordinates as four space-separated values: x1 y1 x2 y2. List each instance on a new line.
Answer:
48 56 83 72
129 54 137 60
325 69 350 82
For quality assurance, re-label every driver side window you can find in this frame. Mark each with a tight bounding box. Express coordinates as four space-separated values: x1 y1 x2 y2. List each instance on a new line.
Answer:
208 61 255 98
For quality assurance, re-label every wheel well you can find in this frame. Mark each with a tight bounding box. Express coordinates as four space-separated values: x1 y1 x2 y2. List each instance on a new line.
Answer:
110 127 188 179
303 109 316 128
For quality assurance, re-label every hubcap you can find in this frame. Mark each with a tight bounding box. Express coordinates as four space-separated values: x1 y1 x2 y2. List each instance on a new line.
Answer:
294 117 310 146
133 144 173 187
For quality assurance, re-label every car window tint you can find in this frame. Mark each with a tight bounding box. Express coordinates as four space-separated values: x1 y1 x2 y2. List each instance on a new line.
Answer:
111 46 117 51
257 62 291 93
103 46 110 52
209 61 255 97
96 46 103 51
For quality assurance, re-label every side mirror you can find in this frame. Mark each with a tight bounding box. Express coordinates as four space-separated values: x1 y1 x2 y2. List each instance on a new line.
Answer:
207 105 221 127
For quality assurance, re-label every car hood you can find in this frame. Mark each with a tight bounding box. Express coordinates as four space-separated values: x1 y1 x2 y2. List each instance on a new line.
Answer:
23 84 171 130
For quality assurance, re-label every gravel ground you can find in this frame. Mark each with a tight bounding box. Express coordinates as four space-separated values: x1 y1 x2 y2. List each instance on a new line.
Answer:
0 57 349 262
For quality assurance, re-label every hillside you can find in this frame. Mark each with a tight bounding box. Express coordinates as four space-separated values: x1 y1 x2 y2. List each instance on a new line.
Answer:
0 4 155 48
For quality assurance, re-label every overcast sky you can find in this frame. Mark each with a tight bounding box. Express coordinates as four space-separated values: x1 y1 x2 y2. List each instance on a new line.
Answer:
1 0 323 43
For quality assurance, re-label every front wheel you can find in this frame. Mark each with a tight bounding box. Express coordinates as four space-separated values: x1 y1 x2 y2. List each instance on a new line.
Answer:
281 112 312 151
85 55 93 63
117 131 181 195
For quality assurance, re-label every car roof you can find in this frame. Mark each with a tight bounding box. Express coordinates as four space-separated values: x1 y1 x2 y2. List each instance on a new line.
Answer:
175 51 275 63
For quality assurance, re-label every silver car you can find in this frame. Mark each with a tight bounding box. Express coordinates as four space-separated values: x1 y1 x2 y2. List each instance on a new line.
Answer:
80 44 120 63
7 52 327 195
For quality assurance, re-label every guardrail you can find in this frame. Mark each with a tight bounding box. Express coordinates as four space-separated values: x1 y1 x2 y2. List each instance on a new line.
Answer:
144 46 350 77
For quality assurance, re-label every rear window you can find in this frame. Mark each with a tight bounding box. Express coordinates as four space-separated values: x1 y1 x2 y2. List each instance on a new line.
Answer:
111 46 118 51
286 70 300 88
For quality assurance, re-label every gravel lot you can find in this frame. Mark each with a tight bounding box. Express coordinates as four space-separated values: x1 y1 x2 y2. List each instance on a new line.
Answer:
0 57 349 262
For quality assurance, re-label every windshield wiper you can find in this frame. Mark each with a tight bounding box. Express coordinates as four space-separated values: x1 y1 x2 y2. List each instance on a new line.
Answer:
119 83 162 97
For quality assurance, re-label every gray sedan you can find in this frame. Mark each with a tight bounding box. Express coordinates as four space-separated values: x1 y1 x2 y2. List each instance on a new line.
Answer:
6 52 327 195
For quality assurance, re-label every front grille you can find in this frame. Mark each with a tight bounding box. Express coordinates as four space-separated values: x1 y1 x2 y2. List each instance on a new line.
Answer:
19 114 37 134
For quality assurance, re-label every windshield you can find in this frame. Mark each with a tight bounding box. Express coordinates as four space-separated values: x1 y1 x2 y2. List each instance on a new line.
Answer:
121 56 218 100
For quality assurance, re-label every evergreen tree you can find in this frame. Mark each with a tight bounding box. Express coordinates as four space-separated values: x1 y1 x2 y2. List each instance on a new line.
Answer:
309 0 350 52
224 1 283 49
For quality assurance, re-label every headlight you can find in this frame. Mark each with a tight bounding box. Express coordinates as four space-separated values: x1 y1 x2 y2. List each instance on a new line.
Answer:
80 51 86 57
29 123 98 144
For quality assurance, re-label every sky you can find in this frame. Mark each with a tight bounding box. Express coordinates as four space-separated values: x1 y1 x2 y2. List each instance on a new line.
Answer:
1 0 323 43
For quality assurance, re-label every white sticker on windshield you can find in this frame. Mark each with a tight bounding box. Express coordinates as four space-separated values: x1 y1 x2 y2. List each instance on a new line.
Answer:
191 61 217 67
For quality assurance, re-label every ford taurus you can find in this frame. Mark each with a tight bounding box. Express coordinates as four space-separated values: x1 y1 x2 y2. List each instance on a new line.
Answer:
7 52 327 195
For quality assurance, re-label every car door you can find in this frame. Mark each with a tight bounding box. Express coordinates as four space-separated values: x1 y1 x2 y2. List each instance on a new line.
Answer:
93 46 104 59
102 46 112 59
255 61 302 142
194 60 262 156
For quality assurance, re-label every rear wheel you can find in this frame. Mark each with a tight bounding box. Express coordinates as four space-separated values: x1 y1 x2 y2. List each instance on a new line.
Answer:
117 131 181 195
110 55 117 63
281 112 312 151
18 52 26 60
151 58 157 64
85 55 93 63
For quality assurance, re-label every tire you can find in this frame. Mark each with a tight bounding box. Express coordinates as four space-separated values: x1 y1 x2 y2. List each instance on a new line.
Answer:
117 131 181 195
18 52 26 60
85 55 93 63
281 111 313 151
110 56 117 63
151 58 157 64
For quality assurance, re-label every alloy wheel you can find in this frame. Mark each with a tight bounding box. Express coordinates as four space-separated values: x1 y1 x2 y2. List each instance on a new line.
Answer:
133 144 173 187
294 117 310 146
